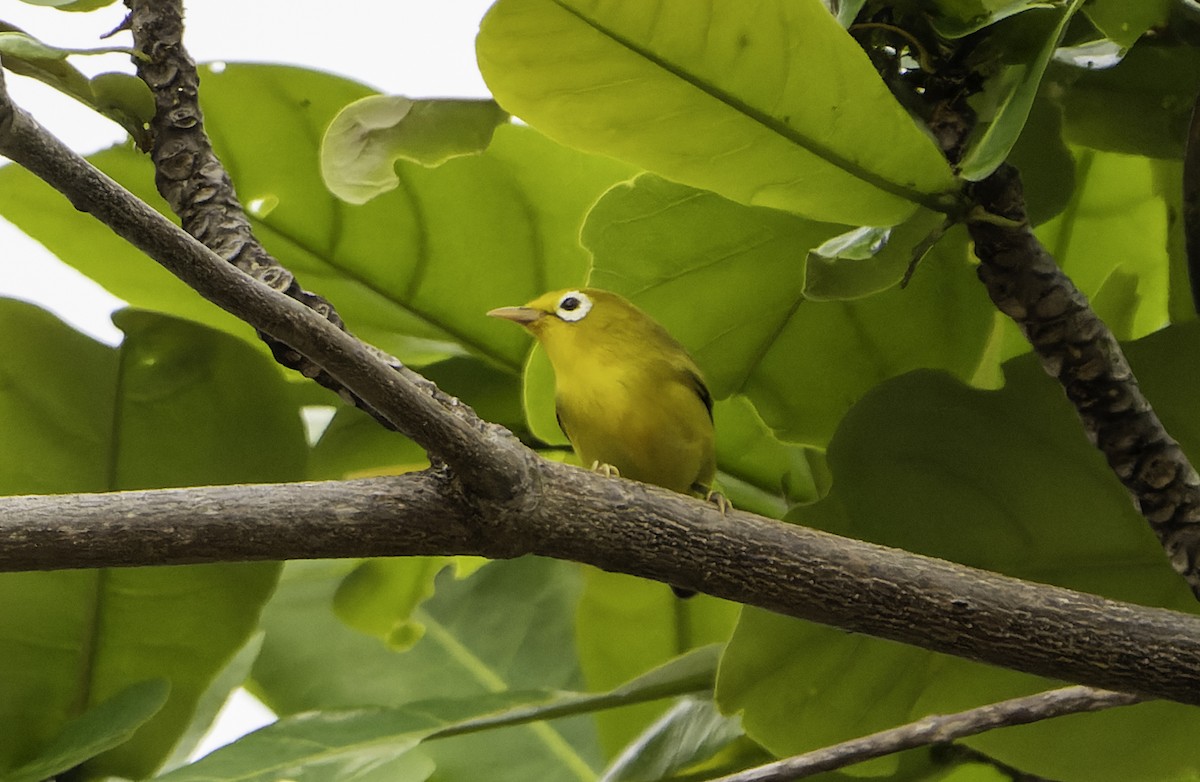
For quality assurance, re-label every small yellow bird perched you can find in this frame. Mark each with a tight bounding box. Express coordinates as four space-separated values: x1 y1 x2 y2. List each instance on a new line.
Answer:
488 288 717 500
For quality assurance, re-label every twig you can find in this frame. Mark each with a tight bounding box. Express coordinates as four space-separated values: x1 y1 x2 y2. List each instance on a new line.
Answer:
1 472 1200 706
709 686 1143 781
968 166 1200 598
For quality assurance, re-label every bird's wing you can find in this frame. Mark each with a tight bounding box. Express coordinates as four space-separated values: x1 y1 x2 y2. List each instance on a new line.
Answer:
686 367 714 422
555 402 571 441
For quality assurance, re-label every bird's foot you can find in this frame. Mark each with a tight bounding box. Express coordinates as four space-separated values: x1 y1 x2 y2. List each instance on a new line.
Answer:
590 461 621 479
706 490 731 515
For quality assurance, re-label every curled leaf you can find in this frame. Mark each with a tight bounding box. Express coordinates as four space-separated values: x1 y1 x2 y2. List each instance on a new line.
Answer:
321 95 509 204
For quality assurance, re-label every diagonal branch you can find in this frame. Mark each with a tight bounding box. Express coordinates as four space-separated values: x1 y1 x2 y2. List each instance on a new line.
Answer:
710 685 1143 781
1 472 1200 706
968 167 1200 598
122 0 407 436
0 65 529 501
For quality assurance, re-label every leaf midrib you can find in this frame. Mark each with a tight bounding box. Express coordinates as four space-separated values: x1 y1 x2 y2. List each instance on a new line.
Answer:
549 0 950 212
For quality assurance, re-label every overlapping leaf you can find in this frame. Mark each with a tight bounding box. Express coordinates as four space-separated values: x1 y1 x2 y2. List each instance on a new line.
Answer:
477 0 959 226
0 64 636 369
582 175 993 446
0 303 301 778
719 322 1200 780
251 557 604 781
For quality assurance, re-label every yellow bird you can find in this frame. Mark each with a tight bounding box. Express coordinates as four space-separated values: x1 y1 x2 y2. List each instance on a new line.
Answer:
488 288 717 499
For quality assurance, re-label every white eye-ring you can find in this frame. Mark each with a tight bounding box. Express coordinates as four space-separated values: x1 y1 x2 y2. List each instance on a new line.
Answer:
555 290 592 322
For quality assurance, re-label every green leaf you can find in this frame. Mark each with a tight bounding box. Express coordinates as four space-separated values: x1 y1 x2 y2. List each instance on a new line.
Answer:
334 558 450 649
1084 0 1170 48
161 634 266 772
0 25 152 145
18 0 117 9
1034 148 1169 340
252 558 604 780
4 680 168 782
921 0 1055 38
576 569 739 755
308 404 430 480
477 0 959 225
803 209 946 300
956 0 1084 181
1006 93 1075 225
171 649 719 782
321 96 510 203
0 303 299 779
719 322 1200 781
714 397 825 518
156 708 440 782
0 29 135 59
583 175 993 446
599 698 743 782
1059 45 1200 160
0 64 636 369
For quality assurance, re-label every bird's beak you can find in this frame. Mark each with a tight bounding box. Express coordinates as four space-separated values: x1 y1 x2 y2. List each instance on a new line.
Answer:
487 306 544 325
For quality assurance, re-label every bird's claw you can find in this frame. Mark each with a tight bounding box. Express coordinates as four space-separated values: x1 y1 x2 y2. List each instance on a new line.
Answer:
706 490 731 515
591 461 621 479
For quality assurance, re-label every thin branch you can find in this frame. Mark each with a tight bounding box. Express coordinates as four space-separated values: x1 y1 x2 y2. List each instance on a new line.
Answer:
0 66 529 501
709 686 1143 782
967 166 1200 598
2 471 1200 707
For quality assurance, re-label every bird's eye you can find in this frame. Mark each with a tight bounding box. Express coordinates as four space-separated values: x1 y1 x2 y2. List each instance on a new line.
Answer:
555 291 592 322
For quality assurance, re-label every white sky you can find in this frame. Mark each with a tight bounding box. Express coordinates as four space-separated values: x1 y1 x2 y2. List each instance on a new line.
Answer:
0 0 495 343
0 0 497 757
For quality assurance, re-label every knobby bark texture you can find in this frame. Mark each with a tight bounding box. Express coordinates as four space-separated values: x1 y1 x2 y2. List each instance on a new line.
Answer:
712 685 1142 781
968 167 1200 597
1 468 1200 707
124 0 409 435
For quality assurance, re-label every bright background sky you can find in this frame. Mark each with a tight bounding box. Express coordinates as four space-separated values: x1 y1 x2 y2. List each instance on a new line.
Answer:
0 0 497 758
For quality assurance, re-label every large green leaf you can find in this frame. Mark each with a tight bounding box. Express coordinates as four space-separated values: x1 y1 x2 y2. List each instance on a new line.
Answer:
252 557 604 781
1084 0 1170 48
576 569 739 755
477 0 959 226
4 680 168 782
1058 45 1200 160
1034 148 1169 341
0 64 636 369
202 64 635 369
170 649 718 782
718 321 1200 780
0 303 300 778
582 175 993 446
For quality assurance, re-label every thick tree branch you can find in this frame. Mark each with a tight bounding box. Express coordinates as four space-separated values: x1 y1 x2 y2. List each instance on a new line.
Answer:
2 469 1200 707
710 686 1142 781
968 167 1200 598
0 66 529 501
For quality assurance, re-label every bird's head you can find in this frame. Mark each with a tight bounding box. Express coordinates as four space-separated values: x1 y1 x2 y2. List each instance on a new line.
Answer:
488 288 617 338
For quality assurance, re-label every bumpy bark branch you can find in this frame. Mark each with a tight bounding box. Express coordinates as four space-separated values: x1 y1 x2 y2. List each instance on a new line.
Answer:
711 685 1142 781
122 0 403 432
1 470 1199 706
968 167 1200 597
0 66 529 501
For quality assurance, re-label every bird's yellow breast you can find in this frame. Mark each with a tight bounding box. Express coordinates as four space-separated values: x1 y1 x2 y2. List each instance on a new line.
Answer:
541 315 715 495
